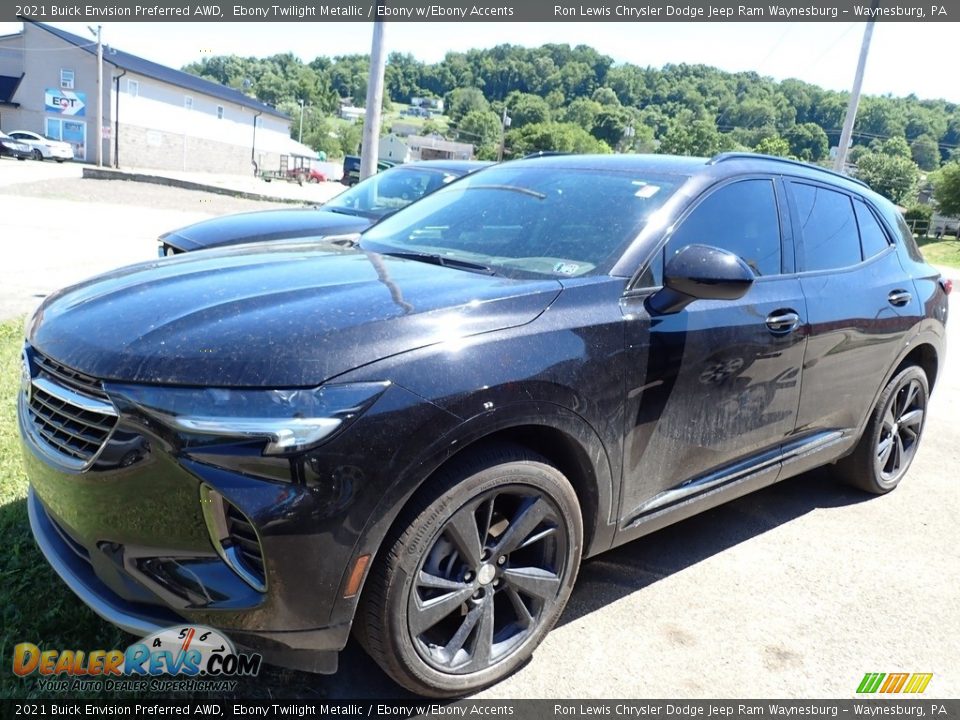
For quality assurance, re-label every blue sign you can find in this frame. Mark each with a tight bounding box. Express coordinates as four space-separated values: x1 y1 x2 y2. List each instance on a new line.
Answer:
45 88 86 116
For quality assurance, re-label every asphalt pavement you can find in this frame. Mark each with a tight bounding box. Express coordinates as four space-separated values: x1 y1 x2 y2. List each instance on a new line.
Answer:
0 159 956 699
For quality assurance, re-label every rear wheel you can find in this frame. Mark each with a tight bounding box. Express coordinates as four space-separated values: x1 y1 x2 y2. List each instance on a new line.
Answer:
356 445 582 697
834 365 928 494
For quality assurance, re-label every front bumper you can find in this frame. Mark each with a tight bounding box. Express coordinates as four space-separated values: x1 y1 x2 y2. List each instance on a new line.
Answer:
18 351 459 674
47 146 74 160
27 484 347 674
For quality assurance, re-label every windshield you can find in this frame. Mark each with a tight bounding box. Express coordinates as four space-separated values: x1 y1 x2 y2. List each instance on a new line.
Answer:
326 166 459 219
360 165 684 278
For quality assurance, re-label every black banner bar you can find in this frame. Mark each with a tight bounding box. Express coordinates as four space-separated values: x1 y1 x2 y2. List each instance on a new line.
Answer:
5 0 958 22
2 699 959 719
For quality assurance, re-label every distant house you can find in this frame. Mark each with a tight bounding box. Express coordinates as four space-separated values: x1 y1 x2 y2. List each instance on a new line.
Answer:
339 105 365 122
0 20 298 175
410 97 443 112
407 134 473 161
378 133 474 163
390 122 419 138
378 133 410 163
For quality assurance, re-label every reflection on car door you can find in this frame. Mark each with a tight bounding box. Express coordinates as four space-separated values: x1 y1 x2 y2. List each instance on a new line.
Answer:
786 181 922 468
619 177 806 525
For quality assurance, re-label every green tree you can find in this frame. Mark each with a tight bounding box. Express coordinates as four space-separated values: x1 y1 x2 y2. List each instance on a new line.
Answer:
903 203 933 236
873 135 912 159
783 123 829 161
445 87 489 122
336 121 363 157
855 152 920 205
753 136 792 157
457 110 502 149
563 98 603 130
910 135 940 171
506 92 551 128
506 121 611 156
658 119 722 156
932 162 960 216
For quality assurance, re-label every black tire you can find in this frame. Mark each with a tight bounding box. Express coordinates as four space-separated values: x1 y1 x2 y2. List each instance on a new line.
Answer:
356 445 583 697
32 149 43 161
834 365 929 494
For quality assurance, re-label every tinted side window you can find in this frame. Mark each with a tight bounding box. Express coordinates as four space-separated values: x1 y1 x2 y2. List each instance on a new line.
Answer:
665 179 782 277
791 182 860 272
854 199 891 259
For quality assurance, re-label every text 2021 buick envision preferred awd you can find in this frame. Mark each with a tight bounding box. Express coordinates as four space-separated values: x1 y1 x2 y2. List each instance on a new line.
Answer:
19 153 949 696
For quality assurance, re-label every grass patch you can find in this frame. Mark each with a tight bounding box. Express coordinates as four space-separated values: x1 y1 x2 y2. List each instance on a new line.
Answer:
0 321 339 699
917 236 960 269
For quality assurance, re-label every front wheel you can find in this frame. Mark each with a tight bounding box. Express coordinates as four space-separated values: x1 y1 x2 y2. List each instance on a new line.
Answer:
356 445 583 697
833 365 929 494
32 149 44 161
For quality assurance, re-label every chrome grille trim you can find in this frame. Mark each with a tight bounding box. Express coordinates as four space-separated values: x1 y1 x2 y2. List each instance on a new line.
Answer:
31 376 117 417
34 352 110 401
24 351 118 470
199 485 267 592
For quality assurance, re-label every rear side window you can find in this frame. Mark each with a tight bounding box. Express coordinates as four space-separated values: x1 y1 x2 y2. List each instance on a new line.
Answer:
665 179 782 277
791 182 860 272
854 199 891 259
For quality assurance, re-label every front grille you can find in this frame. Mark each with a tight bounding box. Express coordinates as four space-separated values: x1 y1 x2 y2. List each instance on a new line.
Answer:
225 502 265 583
26 351 117 467
34 352 110 401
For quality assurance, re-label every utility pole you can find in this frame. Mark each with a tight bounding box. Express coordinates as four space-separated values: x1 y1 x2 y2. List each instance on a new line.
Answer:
88 25 103 167
834 10 877 173
497 108 511 162
298 99 305 144
360 19 386 181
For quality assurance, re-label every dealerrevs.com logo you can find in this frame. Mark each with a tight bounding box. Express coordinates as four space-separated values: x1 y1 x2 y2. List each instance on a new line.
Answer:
13 625 261 692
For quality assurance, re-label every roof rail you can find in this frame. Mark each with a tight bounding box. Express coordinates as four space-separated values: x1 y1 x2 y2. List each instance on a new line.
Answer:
707 152 869 189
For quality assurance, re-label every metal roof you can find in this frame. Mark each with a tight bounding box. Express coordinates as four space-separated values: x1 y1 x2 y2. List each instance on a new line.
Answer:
27 21 288 120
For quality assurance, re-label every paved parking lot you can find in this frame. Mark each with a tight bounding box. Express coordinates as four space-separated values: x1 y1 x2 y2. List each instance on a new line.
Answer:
1 159 957 699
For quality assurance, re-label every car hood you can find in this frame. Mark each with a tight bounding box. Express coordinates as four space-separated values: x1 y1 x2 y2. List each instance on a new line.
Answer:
160 208 373 252
28 242 562 387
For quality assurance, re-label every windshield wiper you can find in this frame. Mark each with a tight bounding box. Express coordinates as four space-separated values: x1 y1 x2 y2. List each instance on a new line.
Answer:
382 251 496 275
462 184 546 200
324 206 370 218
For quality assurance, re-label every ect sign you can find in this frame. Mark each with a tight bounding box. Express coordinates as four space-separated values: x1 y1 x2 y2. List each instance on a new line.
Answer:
45 89 86 116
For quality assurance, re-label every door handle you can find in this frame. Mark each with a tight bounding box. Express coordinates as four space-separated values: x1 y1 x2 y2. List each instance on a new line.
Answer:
765 310 800 334
888 289 912 307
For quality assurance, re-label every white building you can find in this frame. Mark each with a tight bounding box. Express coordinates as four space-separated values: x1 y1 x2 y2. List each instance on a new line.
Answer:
0 21 301 175
378 133 474 163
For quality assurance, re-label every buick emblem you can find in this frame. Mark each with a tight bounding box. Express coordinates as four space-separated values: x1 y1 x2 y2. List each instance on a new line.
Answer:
20 351 32 402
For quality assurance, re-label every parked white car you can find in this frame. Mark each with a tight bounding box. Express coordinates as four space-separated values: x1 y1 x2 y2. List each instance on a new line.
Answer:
8 130 73 162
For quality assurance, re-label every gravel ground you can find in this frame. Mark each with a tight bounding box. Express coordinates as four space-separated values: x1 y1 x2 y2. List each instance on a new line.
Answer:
0 164 296 321
0 176 299 214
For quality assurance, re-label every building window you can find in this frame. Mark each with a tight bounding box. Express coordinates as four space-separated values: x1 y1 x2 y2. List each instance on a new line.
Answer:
217 105 224 120
60 69 74 89
184 96 193 111
127 79 139 97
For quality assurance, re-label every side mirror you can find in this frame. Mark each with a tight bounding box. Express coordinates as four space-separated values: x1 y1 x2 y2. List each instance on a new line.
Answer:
647 244 754 315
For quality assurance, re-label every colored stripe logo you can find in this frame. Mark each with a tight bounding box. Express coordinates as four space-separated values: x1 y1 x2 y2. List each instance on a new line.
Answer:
857 673 933 694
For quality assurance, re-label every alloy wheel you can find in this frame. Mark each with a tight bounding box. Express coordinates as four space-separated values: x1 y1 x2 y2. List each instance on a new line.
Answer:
876 377 925 483
407 487 568 674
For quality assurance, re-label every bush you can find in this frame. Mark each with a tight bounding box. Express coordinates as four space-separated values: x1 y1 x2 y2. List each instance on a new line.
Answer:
903 204 933 236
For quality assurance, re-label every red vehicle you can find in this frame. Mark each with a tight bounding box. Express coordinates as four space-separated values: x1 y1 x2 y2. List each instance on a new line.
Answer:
288 167 326 184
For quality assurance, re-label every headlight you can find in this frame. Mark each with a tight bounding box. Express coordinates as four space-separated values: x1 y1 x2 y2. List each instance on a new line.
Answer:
104 382 390 455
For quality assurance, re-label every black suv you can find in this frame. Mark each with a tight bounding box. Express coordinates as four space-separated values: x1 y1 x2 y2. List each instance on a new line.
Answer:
18 153 949 696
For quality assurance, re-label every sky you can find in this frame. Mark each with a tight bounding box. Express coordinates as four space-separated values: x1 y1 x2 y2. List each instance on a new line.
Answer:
0 21 956 103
